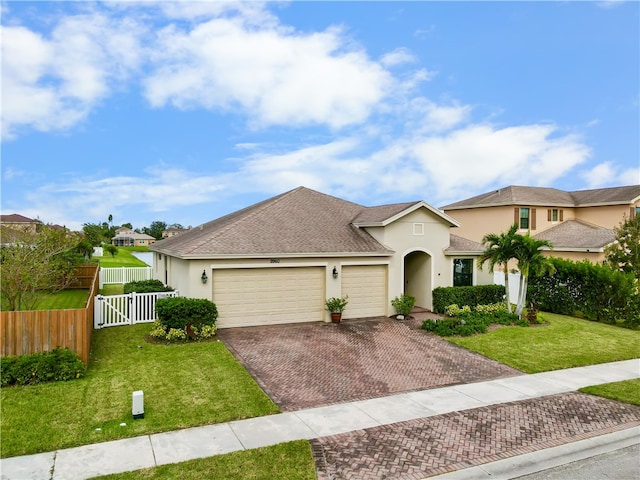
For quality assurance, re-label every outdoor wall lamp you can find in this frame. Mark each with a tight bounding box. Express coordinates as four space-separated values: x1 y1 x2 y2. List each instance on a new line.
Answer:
332 266 338 279
201 270 208 284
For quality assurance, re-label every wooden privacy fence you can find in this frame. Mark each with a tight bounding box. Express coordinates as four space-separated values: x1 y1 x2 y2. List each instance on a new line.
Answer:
0 264 100 364
99 266 152 288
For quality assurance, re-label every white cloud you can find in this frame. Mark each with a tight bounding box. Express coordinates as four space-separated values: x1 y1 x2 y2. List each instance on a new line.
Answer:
380 47 416 67
1 15 142 139
580 161 640 188
143 19 392 128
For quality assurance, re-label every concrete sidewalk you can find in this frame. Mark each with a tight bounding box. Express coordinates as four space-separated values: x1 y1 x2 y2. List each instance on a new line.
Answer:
1 359 638 480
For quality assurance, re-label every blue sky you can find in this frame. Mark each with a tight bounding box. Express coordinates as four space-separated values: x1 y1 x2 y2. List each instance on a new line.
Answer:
1 1 638 231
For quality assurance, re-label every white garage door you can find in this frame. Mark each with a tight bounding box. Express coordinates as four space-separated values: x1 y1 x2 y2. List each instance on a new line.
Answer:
342 265 388 319
212 267 325 328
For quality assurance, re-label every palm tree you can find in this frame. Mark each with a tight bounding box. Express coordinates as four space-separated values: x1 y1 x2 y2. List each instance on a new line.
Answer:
512 234 554 317
478 224 519 313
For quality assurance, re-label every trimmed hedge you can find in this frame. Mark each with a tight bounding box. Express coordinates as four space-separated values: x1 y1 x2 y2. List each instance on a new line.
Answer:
528 258 639 328
1 348 86 387
432 285 506 314
155 297 218 331
124 279 174 294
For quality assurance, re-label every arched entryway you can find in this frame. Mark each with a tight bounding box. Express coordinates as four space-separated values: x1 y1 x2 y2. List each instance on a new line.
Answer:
403 250 432 310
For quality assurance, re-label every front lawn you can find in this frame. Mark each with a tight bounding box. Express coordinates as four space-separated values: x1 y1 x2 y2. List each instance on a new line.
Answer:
96 248 149 268
91 441 316 480
32 289 90 310
448 312 640 373
0 324 279 458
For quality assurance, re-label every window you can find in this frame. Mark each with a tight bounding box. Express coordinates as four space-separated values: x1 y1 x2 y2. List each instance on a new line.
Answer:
413 223 424 235
453 259 473 287
551 209 558 221
519 208 530 229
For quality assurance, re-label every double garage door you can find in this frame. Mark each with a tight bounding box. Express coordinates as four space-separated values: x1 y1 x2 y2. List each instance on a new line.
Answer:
212 265 388 328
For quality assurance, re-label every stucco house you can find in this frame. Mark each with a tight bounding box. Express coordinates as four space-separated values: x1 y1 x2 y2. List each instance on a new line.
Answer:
442 185 640 263
111 227 156 247
0 214 40 234
149 187 492 328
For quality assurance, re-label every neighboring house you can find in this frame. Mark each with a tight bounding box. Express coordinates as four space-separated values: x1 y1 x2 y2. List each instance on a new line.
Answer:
442 185 640 263
111 227 156 247
0 214 40 234
162 227 187 238
149 187 492 328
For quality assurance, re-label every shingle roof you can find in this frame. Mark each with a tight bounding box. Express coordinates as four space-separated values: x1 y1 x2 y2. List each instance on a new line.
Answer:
151 187 402 258
445 234 485 255
533 220 615 250
0 214 38 223
442 185 640 210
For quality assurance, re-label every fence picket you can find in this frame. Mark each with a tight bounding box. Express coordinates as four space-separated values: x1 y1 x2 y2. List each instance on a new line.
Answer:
94 291 179 329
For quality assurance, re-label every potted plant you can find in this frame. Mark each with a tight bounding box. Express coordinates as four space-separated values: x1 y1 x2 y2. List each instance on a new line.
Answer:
325 295 348 323
391 294 416 320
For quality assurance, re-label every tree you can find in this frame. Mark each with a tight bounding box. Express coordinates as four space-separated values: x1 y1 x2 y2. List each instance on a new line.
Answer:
512 234 554 317
144 221 167 240
605 215 640 278
103 244 118 258
82 222 113 247
0 226 82 311
478 224 519 313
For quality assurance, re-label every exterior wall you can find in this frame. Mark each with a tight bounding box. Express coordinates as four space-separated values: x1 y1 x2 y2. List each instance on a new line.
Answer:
366 208 453 312
576 204 637 229
545 251 606 264
445 206 517 243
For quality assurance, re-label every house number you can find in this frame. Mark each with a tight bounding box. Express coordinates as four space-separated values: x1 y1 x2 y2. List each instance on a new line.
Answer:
270 259 280 263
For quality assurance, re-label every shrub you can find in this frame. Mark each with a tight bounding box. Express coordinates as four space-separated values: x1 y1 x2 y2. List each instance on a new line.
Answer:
432 285 505 314
444 304 471 317
155 297 218 331
528 258 639 328
422 316 487 337
423 302 525 337
124 279 174 294
391 294 416 316
1 348 85 387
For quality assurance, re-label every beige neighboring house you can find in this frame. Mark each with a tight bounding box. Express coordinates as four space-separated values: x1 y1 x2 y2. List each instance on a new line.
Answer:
111 227 156 247
162 227 187 238
442 185 640 263
149 187 492 328
0 214 40 234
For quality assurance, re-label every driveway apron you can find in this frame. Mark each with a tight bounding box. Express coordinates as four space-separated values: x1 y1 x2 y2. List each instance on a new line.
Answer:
218 316 521 411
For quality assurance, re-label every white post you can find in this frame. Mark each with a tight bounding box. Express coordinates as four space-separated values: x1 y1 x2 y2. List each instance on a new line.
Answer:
132 391 144 419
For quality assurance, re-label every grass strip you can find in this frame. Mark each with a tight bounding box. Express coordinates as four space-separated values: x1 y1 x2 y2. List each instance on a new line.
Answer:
90 440 316 480
96 248 149 268
32 289 90 310
580 379 640 406
1 324 278 458
447 312 640 373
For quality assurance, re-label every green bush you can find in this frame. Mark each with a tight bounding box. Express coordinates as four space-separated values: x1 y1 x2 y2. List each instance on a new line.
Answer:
423 303 524 337
528 258 639 328
391 294 417 316
1 348 85 387
124 279 174 294
155 297 218 331
432 285 506 314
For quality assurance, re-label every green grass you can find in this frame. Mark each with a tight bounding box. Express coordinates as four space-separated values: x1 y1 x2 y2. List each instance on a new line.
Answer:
100 284 124 296
31 289 90 310
580 379 640 406
0 324 279 458
447 312 640 373
96 248 148 268
91 441 316 480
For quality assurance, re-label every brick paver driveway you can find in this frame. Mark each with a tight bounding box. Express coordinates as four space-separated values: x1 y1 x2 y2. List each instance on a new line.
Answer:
218 315 520 411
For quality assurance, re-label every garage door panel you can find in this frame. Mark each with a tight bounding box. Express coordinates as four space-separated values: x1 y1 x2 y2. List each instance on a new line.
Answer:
342 265 387 319
213 267 324 328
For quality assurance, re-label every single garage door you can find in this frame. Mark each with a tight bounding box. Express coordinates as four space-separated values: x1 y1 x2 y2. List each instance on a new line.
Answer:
212 267 325 328
342 265 387 319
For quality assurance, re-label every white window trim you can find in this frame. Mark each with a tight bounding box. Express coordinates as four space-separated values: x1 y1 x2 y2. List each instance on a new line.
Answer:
413 223 425 235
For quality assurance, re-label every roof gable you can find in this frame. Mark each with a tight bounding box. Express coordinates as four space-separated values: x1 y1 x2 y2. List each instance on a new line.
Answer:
353 201 460 228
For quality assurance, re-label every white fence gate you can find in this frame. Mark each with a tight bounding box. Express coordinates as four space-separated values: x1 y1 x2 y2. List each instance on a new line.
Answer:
99 267 153 288
94 291 179 329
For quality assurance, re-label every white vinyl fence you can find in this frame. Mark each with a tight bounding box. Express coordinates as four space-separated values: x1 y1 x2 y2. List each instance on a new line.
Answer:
493 271 521 305
94 291 179 329
99 267 153 288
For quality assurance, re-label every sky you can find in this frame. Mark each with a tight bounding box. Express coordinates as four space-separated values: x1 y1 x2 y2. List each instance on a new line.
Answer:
1 1 639 232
